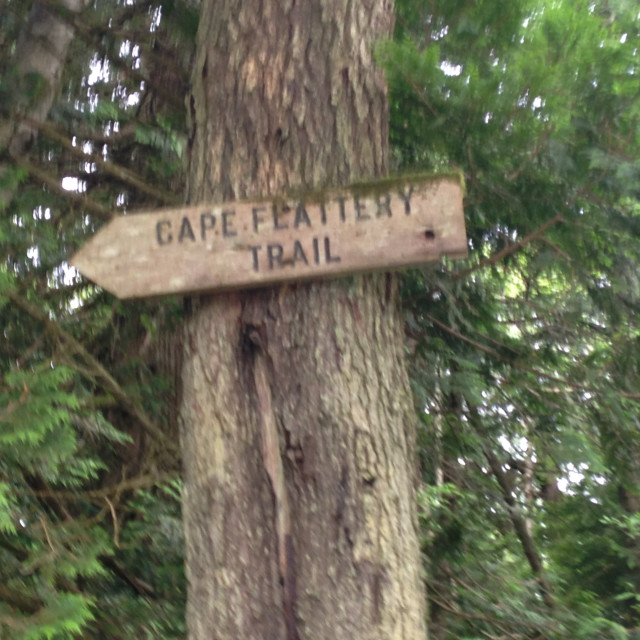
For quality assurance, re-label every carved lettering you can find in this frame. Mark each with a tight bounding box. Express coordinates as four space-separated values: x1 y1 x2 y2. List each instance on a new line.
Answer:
267 244 284 269
324 236 341 263
294 203 312 229
178 216 196 243
151 183 442 286
292 240 309 266
200 213 215 240
75 176 466 298
248 245 262 271
354 196 370 221
334 196 347 222
273 204 289 231
376 193 392 218
222 210 237 237
156 220 172 245
319 203 327 225
253 206 267 232
398 186 414 215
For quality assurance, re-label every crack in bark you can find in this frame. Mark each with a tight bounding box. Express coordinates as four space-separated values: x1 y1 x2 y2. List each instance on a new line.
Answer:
249 327 300 640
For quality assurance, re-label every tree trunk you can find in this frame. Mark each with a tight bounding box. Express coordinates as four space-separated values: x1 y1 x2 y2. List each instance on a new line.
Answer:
2 0 88 156
180 1 427 639
0 0 89 204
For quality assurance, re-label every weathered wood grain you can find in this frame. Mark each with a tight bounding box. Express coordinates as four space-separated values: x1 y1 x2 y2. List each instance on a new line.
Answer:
72 174 466 299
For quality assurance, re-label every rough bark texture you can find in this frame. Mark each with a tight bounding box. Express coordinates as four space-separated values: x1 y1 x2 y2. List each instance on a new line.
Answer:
180 1 427 639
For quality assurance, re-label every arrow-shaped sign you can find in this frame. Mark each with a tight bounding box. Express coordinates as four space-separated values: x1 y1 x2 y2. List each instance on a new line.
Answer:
71 174 467 299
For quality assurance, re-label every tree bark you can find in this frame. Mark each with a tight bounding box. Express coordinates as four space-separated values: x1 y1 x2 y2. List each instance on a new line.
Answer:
1 0 89 157
0 0 89 205
180 1 427 639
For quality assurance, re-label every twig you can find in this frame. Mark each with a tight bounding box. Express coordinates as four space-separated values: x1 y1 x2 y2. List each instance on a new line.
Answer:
38 0 186 110
41 517 57 554
105 496 120 548
102 556 156 596
0 585 42 615
484 443 555 609
428 588 550 638
507 123 557 181
538 236 572 262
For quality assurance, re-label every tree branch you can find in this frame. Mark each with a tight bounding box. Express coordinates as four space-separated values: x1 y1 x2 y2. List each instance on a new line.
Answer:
29 472 176 502
482 444 555 609
467 408 555 609
19 115 181 206
424 313 640 400
451 213 565 282
16 159 113 220
37 0 188 111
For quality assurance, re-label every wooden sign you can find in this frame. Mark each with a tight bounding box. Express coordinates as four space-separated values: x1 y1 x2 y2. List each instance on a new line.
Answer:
71 174 467 299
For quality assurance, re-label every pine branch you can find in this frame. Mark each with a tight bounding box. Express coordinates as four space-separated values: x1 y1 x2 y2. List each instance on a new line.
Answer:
428 590 546 639
73 122 138 145
507 123 557 181
38 0 187 110
101 557 156 597
6 290 178 454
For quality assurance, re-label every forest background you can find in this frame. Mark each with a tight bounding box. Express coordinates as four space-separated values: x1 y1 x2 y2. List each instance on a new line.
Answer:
1 0 640 638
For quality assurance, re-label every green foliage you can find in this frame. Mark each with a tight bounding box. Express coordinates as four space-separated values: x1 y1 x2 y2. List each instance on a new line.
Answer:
1 0 187 635
0 364 117 638
2 0 640 637
383 0 640 637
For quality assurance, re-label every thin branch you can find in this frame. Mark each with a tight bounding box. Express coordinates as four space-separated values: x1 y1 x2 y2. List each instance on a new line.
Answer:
105 496 120 548
424 313 500 359
424 313 640 401
470 412 555 609
428 591 514 629
16 159 113 220
101 556 156 596
73 122 138 145
406 75 438 115
428 583 554 639
14 334 47 370
451 213 565 282
538 236 572 262
29 472 175 501
40 516 57 554
37 0 187 111
20 115 181 206
507 123 557 181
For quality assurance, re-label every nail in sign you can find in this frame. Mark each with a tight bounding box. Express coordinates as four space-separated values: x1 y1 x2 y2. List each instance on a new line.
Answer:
71 174 467 299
